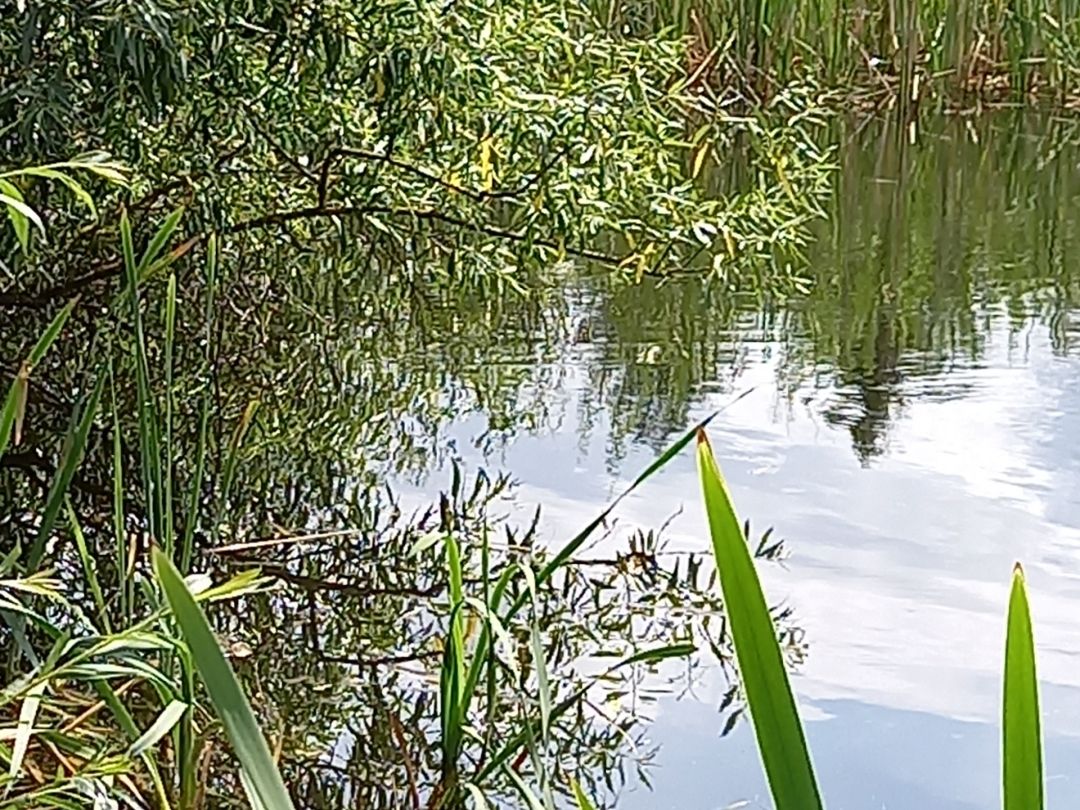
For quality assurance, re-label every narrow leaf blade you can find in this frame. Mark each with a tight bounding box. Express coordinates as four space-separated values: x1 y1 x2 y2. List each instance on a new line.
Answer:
1004 564 1043 810
697 429 822 810
152 548 295 810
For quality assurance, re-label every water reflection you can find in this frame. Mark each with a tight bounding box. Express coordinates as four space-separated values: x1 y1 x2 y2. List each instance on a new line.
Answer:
432 111 1080 809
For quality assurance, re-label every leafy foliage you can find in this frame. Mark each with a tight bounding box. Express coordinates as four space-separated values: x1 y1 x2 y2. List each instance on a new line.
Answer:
2 0 831 300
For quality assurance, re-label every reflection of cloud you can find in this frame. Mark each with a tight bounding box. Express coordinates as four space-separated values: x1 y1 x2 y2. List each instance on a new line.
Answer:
428 344 1080 735
394 309 1080 807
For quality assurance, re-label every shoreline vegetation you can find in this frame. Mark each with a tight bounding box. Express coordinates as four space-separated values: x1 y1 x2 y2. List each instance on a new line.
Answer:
627 0 1080 110
0 0 1074 807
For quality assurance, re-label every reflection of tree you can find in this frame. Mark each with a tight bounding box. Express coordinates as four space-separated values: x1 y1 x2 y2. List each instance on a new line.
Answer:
1 237 807 807
575 112 1080 468
207 469 798 809
571 277 748 469
797 111 1080 463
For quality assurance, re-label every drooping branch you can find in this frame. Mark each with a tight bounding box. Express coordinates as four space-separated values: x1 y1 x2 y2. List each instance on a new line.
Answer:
227 203 622 265
0 198 622 309
316 142 574 207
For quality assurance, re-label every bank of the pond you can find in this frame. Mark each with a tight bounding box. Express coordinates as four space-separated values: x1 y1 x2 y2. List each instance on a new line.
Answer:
608 0 1080 109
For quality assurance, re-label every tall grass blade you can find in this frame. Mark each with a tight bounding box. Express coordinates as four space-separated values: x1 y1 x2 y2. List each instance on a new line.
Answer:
530 623 552 744
696 428 822 810
110 361 129 623
1004 563 1043 810
123 212 164 544
0 298 78 457
28 372 105 569
152 547 295 810
66 500 110 633
162 273 177 558
181 234 217 572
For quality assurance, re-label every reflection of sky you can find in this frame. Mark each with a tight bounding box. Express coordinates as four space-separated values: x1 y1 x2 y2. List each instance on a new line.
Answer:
398 309 1080 809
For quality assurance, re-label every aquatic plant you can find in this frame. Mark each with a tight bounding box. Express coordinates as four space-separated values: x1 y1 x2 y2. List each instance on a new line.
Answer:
594 0 1080 105
696 427 1045 810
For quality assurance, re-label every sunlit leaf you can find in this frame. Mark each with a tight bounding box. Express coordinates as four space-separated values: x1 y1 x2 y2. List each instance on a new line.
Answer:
697 428 822 810
1004 564 1042 810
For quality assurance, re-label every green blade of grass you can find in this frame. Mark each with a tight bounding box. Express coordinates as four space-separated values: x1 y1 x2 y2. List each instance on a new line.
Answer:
122 211 164 543
152 547 295 810
696 428 822 810
570 779 597 810
1004 563 1043 810
27 372 105 569
162 273 177 558
66 500 110 633
0 298 78 457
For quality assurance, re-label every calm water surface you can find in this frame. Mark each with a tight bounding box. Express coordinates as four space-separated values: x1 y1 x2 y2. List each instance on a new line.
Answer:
401 114 1080 808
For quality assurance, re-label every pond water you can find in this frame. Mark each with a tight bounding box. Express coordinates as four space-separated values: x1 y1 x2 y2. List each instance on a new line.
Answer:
393 112 1080 808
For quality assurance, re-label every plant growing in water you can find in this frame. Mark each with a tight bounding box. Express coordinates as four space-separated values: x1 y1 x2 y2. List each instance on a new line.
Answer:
695 428 1044 810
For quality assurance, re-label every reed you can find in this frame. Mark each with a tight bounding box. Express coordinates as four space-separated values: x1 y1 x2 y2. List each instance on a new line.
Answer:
695 426 1046 810
593 0 1080 103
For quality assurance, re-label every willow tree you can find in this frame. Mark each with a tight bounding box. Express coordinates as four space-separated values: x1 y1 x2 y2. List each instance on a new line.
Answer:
2 0 831 301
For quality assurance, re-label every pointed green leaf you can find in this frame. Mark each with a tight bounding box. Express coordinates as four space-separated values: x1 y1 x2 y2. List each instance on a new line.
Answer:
138 207 184 274
1004 564 1043 810
27 298 78 368
152 548 295 810
697 429 822 810
570 779 598 810
0 180 30 252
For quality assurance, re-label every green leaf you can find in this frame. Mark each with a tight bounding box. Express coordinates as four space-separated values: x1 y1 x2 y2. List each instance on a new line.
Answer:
0 298 78 459
1004 563 1043 810
27 372 104 569
66 500 110 633
138 207 184 274
27 298 79 368
697 428 822 810
0 193 43 239
152 548 295 810
570 779 598 810
611 642 697 668
16 168 97 217
530 623 551 744
0 180 31 252
129 700 189 757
